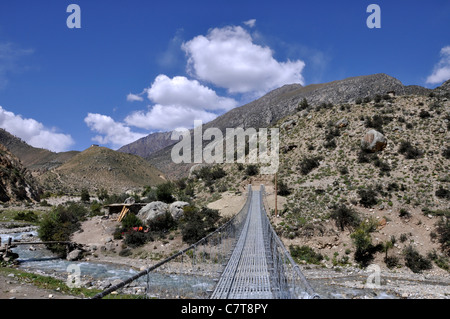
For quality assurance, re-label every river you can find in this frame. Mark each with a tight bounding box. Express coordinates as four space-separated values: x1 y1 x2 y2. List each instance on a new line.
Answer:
2 228 401 299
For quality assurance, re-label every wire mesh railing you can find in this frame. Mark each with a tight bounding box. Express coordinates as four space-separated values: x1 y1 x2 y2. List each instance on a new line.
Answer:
260 184 319 299
91 185 253 299
91 184 318 299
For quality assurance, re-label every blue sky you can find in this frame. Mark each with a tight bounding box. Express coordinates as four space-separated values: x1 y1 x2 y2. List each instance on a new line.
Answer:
0 0 449 152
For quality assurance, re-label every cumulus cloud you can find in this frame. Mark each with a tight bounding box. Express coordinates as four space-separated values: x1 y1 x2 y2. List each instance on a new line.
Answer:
125 104 217 131
122 74 237 132
0 106 74 152
182 25 305 95
84 113 147 149
426 46 450 84
147 74 237 111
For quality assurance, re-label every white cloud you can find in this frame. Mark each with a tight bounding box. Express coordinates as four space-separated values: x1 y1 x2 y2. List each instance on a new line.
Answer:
147 74 237 111
0 106 74 152
182 25 305 95
426 46 450 84
84 113 147 149
244 19 256 28
125 104 217 131
126 93 144 102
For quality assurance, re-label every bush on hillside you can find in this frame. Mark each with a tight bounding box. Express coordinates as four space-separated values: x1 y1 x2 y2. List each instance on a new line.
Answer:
403 245 432 273
357 186 378 208
436 217 450 256
38 203 88 256
180 206 220 244
330 204 360 231
289 245 324 265
299 156 322 175
156 182 175 203
398 141 422 159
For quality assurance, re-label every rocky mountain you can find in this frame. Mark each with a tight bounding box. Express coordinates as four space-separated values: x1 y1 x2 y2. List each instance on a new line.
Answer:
187 88 450 272
0 143 41 203
117 131 174 159
0 128 79 172
120 73 439 179
37 145 167 194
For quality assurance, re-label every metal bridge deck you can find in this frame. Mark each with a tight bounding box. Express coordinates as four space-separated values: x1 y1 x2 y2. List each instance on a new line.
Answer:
211 190 273 299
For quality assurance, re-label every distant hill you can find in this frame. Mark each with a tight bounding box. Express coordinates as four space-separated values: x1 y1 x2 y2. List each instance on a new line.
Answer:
0 143 41 203
117 131 174 159
0 128 79 172
119 73 439 179
37 145 167 194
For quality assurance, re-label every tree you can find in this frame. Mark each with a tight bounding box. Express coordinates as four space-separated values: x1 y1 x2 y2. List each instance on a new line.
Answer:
156 182 175 203
180 206 220 244
80 188 90 202
330 204 360 231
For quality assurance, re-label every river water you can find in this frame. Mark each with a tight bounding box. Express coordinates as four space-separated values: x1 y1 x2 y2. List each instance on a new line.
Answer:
2 229 398 299
2 229 215 298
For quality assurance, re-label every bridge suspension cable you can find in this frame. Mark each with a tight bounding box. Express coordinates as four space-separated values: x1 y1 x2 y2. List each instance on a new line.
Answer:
91 184 318 299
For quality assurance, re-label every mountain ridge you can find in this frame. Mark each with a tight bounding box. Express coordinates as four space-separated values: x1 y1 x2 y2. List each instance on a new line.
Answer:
36 145 167 194
120 73 444 179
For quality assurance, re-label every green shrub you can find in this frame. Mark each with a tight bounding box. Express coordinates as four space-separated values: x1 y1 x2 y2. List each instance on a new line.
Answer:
419 110 431 118
90 201 103 216
13 211 39 223
289 245 324 265
277 180 291 196
403 245 432 273
96 188 109 201
121 213 144 231
330 204 360 231
245 164 259 176
351 219 382 267
435 217 450 256
399 208 411 218
180 206 220 244
38 203 88 256
398 141 422 159
435 187 450 200
357 187 378 207
80 188 90 202
442 146 450 160
147 212 176 234
299 156 322 175
297 98 309 111
384 255 400 269
124 231 147 248
156 182 175 203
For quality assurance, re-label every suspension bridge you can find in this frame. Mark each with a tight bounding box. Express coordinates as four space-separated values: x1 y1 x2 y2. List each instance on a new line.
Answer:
91 185 319 299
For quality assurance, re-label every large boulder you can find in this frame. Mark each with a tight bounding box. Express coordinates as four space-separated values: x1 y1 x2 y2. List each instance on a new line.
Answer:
137 201 169 223
361 129 387 152
66 249 83 261
169 201 189 220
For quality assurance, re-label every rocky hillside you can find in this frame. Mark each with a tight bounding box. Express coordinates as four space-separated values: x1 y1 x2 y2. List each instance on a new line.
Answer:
123 74 438 179
36 145 167 194
185 84 449 272
0 143 41 203
0 128 79 172
117 131 175 159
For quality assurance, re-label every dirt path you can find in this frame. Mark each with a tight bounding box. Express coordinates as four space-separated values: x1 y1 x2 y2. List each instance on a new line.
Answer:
0 273 77 299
